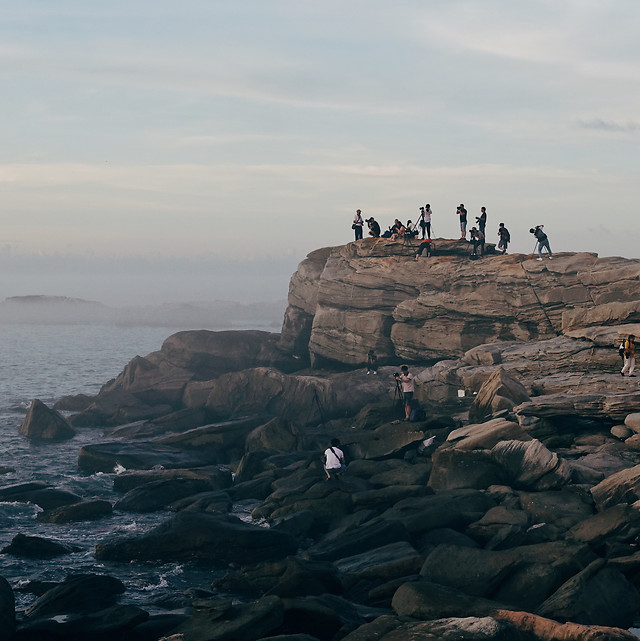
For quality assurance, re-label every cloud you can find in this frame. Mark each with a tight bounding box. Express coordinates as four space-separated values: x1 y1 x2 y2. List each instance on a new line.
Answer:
576 118 639 133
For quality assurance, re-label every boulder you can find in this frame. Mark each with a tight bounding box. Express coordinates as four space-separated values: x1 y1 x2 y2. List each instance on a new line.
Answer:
37 499 113 523
468 369 530 423
112 466 232 494
490 439 571 491
0 483 81 511
625 412 640 433
537 558 640 629
1 533 81 558
166 595 284 641
446 417 530 451
590 464 640 511
19 399 75 441
245 418 302 453
24 573 125 618
0 576 15 641
77 441 213 474
95 512 298 564
428 447 503 491
568 503 640 547
494 609 639 641
114 478 218 513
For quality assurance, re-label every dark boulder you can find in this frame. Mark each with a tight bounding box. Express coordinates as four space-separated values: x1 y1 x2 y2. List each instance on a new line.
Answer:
0 576 15 641
115 478 217 512
112 465 232 494
0 482 81 511
19 399 75 441
95 512 298 564
1 533 80 558
37 499 113 523
24 573 125 618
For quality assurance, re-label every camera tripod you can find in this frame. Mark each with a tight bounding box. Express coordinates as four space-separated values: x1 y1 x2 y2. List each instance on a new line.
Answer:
393 377 405 416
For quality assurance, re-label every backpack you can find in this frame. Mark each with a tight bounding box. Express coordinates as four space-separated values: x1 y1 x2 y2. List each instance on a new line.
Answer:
618 342 625 357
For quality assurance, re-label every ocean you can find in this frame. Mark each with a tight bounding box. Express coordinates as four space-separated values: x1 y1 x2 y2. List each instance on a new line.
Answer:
0 323 239 613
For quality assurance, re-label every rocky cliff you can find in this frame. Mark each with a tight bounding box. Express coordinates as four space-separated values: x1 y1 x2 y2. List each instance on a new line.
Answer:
280 238 640 367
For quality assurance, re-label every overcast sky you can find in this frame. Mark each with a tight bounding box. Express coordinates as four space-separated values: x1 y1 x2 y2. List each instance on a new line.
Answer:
0 1 638 305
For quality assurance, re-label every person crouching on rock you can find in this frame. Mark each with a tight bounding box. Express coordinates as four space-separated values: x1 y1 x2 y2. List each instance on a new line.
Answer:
415 238 433 259
621 334 636 377
395 365 414 421
324 438 346 480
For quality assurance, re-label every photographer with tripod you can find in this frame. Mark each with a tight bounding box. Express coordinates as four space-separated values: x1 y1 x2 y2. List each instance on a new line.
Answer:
394 365 414 421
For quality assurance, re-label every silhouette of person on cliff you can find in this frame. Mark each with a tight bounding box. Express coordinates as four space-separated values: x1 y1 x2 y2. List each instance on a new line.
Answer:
530 225 552 260
366 217 380 237
476 207 487 235
419 204 432 239
498 223 510 254
324 438 346 479
457 204 468 240
353 210 364 241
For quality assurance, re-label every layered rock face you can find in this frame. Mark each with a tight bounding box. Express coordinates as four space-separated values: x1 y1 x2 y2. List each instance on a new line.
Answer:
280 238 640 367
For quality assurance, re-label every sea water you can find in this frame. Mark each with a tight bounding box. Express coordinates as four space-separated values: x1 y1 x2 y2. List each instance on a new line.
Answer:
0 323 233 613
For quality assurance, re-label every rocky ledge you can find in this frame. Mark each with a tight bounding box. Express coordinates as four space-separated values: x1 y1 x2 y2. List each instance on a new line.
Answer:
5 239 640 641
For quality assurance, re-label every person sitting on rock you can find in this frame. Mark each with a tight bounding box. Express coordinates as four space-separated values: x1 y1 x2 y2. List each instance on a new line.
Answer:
324 438 346 479
405 220 418 237
621 334 636 377
415 238 433 259
390 219 405 240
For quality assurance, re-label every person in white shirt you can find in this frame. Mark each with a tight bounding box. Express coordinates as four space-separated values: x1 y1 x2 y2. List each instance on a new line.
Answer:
419 204 432 239
324 438 345 479
395 365 414 421
353 210 364 241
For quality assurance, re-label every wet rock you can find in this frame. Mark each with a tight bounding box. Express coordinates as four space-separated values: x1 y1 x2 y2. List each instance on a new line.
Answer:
167 594 284 641
1 533 81 558
24 573 125 618
112 465 232 494
95 512 298 564
18 604 149 639
37 499 113 523
77 441 213 474
19 399 75 441
537 558 640 628
0 576 15 641
114 478 219 513
0 482 81 511
428 447 503 491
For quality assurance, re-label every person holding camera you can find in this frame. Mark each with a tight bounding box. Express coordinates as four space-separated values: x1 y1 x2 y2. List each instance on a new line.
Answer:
470 227 485 257
476 207 487 235
530 225 553 260
419 204 432 239
366 217 380 237
457 204 468 240
395 365 414 421
352 210 364 241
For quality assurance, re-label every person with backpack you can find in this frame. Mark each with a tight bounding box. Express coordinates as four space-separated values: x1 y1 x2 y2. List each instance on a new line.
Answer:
621 334 636 377
530 225 552 260
352 210 364 241
324 438 346 479
497 223 510 254
476 207 487 235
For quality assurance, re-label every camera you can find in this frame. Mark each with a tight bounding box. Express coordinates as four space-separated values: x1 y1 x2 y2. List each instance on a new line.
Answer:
393 372 400 378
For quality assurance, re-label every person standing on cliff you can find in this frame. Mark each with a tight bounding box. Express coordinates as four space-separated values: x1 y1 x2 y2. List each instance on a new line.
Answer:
395 365 414 421
621 334 636 377
476 207 487 235
353 210 364 241
530 225 552 260
367 349 378 375
497 222 510 254
324 438 346 479
419 204 432 239
457 204 468 240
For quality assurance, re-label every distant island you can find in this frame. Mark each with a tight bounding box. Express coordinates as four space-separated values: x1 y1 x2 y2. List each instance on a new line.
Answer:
0 295 286 330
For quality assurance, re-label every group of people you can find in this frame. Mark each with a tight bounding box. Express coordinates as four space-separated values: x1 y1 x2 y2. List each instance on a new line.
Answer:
352 205 555 261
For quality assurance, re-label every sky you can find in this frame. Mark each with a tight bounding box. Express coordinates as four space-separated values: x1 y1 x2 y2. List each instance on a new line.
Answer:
0 1 638 305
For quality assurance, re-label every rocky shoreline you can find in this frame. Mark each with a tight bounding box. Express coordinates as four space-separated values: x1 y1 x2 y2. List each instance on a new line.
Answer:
3 238 640 641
